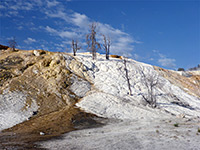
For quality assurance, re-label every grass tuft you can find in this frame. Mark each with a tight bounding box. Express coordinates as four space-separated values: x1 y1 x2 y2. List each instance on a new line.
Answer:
174 123 179 127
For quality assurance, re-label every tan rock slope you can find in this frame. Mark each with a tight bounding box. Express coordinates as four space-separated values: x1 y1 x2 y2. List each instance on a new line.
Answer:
155 66 200 98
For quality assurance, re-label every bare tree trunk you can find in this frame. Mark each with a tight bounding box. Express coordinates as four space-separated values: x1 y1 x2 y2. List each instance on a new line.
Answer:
102 34 111 60
106 49 110 60
8 37 17 51
72 39 75 56
71 39 81 56
123 58 132 95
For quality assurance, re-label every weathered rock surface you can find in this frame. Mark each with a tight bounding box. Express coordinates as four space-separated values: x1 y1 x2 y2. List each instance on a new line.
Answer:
0 50 200 150
0 50 91 131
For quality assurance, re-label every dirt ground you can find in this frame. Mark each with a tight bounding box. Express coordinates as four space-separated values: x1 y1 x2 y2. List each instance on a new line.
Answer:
0 106 105 150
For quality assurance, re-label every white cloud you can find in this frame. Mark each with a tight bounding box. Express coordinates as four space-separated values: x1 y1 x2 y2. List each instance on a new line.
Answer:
0 5 6 9
24 38 36 44
44 4 140 56
0 0 45 17
47 0 60 7
8 11 19 16
59 31 78 39
45 26 58 34
71 13 90 29
158 57 176 68
97 23 138 56
133 54 140 60
149 58 154 61
152 49 159 53
17 26 23 30
45 26 78 39
44 14 137 56
157 53 176 68
9 1 34 11
152 50 176 68
44 9 70 22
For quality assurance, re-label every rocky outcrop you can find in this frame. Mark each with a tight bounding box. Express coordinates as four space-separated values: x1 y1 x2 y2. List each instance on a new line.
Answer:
0 50 91 131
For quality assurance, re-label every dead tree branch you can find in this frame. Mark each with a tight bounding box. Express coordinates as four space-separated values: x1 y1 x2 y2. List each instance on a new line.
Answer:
86 23 101 60
139 66 159 108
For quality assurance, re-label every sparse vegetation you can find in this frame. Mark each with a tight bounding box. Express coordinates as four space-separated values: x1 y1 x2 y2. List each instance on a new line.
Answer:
139 67 160 108
198 128 200 133
8 37 17 51
156 130 159 133
188 64 200 71
174 123 179 127
178 68 185 71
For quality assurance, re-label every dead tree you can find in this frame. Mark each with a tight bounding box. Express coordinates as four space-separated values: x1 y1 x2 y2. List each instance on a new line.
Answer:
71 39 81 56
86 23 101 60
8 37 17 51
102 34 111 60
119 57 133 95
123 58 132 95
139 67 159 108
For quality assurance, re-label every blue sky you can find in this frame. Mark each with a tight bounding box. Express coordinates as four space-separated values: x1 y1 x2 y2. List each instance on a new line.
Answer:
0 0 199 70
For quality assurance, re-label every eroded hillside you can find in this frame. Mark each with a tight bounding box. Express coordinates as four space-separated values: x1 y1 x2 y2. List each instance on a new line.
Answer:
0 49 96 138
155 66 200 98
0 48 200 150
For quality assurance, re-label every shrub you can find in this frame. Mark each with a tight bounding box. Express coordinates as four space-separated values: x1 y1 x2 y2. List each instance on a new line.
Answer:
178 68 185 71
174 123 179 127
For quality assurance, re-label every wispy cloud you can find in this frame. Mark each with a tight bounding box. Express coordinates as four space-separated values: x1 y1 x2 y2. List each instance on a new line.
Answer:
6 0 41 11
45 26 78 39
0 5 6 9
133 54 140 60
0 0 44 17
40 0 141 56
71 13 90 29
158 57 176 68
47 0 60 8
44 9 70 22
121 11 126 16
45 26 58 34
17 26 23 30
24 37 36 44
153 50 176 69
59 31 78 39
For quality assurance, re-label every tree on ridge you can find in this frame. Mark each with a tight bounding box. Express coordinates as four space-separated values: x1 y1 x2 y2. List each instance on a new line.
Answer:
86 22 101 60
